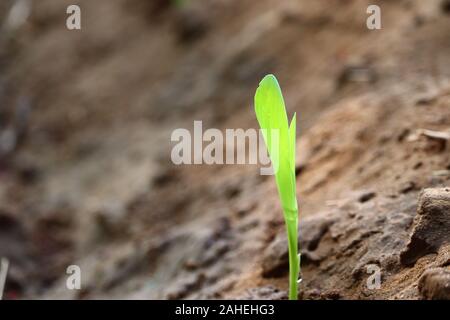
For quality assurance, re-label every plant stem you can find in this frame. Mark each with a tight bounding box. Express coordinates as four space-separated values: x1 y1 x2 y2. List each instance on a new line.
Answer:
285 213 299 300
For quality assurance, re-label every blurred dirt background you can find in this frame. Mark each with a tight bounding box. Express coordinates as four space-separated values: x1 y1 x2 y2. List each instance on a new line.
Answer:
0 0 449 299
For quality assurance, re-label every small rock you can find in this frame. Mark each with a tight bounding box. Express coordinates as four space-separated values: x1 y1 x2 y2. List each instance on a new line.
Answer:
400 188 450 266
418 268 450 300
261 233 289 278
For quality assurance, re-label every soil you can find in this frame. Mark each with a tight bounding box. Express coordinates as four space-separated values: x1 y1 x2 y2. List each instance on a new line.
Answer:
0 0 449 299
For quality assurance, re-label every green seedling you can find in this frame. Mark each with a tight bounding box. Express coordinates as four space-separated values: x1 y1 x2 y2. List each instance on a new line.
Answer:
254 74 300 300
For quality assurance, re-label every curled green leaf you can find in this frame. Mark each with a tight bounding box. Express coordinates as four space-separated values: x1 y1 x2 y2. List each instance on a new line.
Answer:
255 74 300 300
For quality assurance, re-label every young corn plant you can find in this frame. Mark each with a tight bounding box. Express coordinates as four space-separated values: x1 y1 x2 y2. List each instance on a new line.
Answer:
254 74 300 300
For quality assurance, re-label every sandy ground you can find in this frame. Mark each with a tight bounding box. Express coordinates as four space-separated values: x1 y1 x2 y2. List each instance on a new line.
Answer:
0 0 449 299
